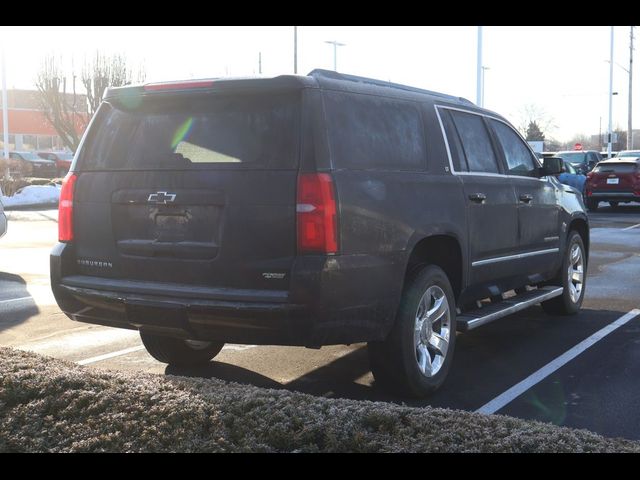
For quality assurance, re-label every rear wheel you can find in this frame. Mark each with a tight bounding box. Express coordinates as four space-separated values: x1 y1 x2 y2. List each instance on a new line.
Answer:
586 199 599 212
140 331 224 366
368 265 456 397
542 231 586 315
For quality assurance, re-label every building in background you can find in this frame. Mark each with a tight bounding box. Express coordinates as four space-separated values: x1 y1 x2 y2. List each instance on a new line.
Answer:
0 89 87 152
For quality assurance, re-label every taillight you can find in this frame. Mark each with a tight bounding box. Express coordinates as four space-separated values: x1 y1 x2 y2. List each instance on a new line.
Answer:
143 80 214 91
58 173 78 242
296 173 338 254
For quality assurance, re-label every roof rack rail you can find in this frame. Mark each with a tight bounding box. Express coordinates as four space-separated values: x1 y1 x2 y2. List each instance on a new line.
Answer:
308 69 474 105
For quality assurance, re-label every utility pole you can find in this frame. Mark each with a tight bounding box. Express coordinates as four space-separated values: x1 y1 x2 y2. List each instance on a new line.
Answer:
608 26 614 158
2 47 9 175
293 26 298 74
629 26 634 149
258 52 262 74
324 40 346 71
477 26 483 107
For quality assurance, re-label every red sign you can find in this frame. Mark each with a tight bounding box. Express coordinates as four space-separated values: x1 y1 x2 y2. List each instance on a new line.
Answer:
574 143 583 150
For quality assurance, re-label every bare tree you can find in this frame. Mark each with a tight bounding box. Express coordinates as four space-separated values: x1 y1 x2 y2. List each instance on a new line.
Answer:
35 56 82 152
517 104 556 140
35 53 145 151
83 52 145 117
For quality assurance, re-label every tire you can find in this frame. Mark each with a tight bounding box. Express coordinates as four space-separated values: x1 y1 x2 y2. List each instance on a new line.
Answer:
368 265 457 398
609 201 619 208
140 331 224 366
586 198 599 212
541 231 586 316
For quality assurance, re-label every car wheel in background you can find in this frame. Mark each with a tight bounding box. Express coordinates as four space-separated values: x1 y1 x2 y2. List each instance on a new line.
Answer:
586 199 599 212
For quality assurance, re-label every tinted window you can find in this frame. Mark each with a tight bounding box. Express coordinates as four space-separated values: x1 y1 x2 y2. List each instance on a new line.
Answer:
594 163 638 173
490 119 538 176
438 108 467 172
450 110 500 174
556 152 587 165
324 92 426 170
79 93 300 171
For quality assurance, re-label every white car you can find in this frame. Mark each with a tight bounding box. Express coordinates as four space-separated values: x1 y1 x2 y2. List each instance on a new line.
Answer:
0 199 6 238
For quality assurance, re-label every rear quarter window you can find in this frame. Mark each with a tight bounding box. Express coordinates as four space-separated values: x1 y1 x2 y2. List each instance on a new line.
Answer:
323 91 426 171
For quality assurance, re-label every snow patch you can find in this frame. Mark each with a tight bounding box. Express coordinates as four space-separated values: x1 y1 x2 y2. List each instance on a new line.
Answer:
1 185 61 208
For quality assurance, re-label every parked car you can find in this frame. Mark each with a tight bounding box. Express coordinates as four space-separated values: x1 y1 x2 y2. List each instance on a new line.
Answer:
37 151 74 177
0 199 6 238
585 157 640 211
9 151 56 178
600 150 619 159
50 70 589 397
557 160 587 200
614 150 640 158
555 150 602 174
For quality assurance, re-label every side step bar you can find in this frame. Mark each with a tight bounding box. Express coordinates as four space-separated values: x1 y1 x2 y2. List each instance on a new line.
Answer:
457 286 563 332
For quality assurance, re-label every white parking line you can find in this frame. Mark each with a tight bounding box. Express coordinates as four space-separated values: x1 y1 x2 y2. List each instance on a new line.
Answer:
622 223 640 231
76 343 258 366
0 296 32 305
77 346 146 365
476 308 640 415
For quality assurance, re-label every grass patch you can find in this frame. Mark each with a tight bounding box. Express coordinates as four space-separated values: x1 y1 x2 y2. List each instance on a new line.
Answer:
0 347 638 452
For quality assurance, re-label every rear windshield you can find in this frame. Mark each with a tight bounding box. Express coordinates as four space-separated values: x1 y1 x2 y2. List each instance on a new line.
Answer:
78 92 300 171
593 163 638 173
556 152 587 164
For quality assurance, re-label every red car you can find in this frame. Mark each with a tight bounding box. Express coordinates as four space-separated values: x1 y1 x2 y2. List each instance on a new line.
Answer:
37 151 74 177
585 157 640 211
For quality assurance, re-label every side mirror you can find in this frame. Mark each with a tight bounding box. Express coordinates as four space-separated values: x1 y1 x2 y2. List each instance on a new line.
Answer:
541 157 564 176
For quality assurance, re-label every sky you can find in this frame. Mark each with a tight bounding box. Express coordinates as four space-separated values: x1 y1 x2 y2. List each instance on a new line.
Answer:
1 25 636 143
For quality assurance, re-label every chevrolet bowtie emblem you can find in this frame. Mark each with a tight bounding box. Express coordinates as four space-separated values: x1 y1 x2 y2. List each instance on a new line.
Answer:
147 191 177 204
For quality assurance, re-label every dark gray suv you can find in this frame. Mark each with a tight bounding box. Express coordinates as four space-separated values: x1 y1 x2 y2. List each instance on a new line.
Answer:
51 70 589 397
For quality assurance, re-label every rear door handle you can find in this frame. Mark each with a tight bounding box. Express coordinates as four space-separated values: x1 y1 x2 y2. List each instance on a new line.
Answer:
468 193 487 203
519 194 533 203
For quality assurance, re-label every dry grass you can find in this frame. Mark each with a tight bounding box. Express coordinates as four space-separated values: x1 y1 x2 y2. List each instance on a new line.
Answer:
0 347 638 452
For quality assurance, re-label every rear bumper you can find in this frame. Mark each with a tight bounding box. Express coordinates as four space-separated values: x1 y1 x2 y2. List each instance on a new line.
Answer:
589 191 640 202
51 243 403 346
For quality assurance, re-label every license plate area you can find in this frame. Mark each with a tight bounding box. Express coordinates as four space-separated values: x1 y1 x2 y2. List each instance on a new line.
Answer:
607 178 619 184
126 301 189 331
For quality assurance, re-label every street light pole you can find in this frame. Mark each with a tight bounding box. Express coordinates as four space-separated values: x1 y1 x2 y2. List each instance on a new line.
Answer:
294 26 298 74
481 66 489 107
628 26 634 149
325 40 346 71
608 26 615 158
477 26 483 106
1 47 9 164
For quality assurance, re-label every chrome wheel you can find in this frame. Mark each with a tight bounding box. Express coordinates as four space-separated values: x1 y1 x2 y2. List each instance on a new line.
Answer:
567 243 584 303
414 286 451 378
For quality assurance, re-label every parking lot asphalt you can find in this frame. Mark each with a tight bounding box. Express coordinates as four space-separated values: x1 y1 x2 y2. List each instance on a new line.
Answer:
1 204 640 440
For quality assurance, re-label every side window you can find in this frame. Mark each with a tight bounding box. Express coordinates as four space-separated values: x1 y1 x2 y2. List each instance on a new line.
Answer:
450 110 500 174
489 119 538 176
438 108 467 172
323 91 426 171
